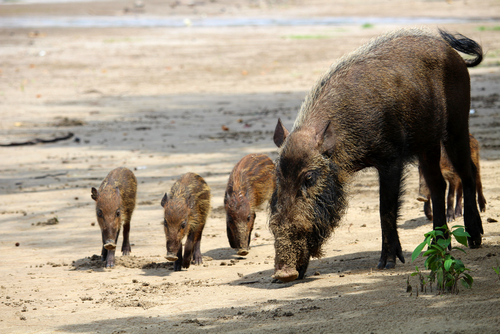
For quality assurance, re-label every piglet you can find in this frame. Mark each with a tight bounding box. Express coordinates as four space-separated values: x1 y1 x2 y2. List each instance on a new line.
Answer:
418 134 486 221
161 172 210 271
91 167 137 268
225 154 275 256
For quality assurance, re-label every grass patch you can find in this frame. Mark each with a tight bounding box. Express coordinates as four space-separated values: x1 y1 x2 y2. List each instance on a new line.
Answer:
476 26 500 31
362 23 374 29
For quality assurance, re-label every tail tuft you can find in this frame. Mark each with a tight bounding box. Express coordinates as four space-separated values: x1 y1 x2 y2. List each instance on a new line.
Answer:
439 29 483 67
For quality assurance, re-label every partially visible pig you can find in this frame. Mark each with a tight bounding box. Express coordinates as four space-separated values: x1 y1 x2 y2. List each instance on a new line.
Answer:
270 28 484 282
91 167 137 268
418 134 486 221
225 154 275 256
161 172 210 271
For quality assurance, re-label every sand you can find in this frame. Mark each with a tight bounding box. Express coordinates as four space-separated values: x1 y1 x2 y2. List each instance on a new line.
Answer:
1 1 500 333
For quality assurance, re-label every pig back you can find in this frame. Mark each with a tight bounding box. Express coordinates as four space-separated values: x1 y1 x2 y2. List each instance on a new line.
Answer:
170 173 211 230
99 167 137 213
292 29 473 167
229 154 275 209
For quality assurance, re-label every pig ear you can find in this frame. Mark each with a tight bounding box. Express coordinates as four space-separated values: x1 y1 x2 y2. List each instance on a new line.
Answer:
273 118 290 148
316 121 336 156
161 193 168 208
91 187 99 201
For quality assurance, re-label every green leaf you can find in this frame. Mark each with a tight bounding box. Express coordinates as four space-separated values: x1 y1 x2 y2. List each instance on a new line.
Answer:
434 230 445 238
462 273 474 288
423 248 439 257
463 273 474 284
454 259 465 271
437 238 451 249
412 241 427 262
455 235 469 247
444 259 454 272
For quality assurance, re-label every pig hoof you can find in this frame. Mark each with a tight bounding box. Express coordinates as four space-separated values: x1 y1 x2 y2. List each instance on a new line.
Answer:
377 261 385 270
166 255 179 262
237 249 249 256
468 236 482 249
385 261 396 269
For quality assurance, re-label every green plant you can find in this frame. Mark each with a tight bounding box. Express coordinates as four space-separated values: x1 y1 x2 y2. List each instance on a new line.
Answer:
493 261 500 281
476 26 500 31
410 225 473 294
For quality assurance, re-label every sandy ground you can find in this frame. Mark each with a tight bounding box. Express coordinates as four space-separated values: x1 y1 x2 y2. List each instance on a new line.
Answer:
1 1 500 333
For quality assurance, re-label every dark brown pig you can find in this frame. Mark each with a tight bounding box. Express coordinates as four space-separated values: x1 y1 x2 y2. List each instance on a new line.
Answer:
270 28 484 282
161 172 210 271
418 134 486 221
91 167 137 268
224 154 276 256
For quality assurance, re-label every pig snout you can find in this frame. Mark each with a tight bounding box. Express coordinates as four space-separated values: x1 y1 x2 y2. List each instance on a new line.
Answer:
166 252 178 261
237 248 249 256
104 240 117 250
272 264 299 283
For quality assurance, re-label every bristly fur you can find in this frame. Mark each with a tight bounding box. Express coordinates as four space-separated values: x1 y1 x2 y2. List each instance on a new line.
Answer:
308 161 347 258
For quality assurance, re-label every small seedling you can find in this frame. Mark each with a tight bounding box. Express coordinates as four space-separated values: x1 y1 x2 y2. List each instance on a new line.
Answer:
493 261 500 282
410 225 473 294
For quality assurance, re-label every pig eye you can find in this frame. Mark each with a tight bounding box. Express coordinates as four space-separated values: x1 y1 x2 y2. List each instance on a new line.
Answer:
181 221 187 229
163 219 168 226
116 210 120 218
247 215 251 221
97 210 103 218
304 171 317 188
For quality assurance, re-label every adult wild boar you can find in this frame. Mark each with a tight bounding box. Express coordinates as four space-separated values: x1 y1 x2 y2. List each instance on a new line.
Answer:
270 28 484 282
225 154 275 256
418 134 486 221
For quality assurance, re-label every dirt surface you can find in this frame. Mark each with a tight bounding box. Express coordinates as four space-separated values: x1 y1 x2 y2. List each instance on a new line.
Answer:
1 1 500 333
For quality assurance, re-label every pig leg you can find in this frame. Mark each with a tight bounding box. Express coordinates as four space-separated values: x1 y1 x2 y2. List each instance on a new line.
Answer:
417 166 431 203
417 166 433 220
106 250 116 268
423 201 433 221
443 136 483 247
446 179 457 222
173 247 183 271
101 246 108 263
193 237 203 266
183 234 194 269
105 229 121 268
376 161 405 269
420 150 448 235
476 169 486 212
121 221 131 256
455 181 463 219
